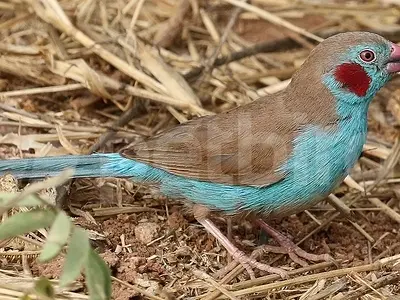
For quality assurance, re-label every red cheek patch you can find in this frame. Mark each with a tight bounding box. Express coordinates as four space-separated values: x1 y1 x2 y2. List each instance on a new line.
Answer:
333 63 371 97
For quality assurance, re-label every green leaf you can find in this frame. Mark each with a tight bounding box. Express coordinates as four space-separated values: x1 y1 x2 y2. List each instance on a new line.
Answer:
34 277 55 300
39 211 71 262
0 209 55 240
85 248 112 300
59 227 90 287
0 192 43 208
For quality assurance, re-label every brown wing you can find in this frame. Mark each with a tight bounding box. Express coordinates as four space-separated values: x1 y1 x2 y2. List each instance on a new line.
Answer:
120 93 303 187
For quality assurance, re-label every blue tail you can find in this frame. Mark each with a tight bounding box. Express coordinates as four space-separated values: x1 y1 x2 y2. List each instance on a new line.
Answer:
0 153 132 179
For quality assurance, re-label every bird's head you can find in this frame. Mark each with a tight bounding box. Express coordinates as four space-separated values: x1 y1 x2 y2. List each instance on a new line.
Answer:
290 32 400 106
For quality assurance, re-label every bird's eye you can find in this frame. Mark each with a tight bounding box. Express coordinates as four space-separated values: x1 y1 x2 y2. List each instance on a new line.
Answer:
359 49 376 63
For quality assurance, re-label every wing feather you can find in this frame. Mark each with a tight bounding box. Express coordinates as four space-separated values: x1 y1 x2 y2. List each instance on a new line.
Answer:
121 95 299 187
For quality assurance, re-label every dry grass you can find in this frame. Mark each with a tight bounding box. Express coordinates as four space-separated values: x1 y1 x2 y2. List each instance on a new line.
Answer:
0 0 400 299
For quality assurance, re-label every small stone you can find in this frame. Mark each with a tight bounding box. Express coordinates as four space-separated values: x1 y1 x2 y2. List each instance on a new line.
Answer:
135 222 160 244
100 250 119 268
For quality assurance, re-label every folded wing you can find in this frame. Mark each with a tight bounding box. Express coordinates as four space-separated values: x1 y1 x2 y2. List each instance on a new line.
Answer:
121 96 299 187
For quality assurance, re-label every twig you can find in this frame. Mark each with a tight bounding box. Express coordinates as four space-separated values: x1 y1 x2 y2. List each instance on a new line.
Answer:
193 270 238 300
153 0 191 48
88 100 145 153
327 194 374 242
202 261 334 300
51 59 211 116
0 103 39 119
306 278 348 300
0 83 85 97
225 255 400 298
128 0 145 31
220 0 322 42
374 242 400 261
327 194 352 218
348 220 375 243
92 206 162 217
0 121 132 134
341 272 400 300
112 276 166 300
202 2 244 76
183 36 299 80
345 177 400 224
183 28 340 81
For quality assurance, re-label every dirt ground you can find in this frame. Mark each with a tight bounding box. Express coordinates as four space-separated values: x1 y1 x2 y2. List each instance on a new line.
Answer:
24 181 400 299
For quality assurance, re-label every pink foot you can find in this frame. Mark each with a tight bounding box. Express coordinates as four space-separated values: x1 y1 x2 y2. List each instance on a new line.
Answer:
199 218 288 279
255 219 334 267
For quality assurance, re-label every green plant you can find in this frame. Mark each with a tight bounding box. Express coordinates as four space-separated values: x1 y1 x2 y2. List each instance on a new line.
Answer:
0 170 112 300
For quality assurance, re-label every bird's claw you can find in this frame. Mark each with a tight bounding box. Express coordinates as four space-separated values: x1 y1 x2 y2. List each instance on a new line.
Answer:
232 248 289 279
262 240 334 267
256 219 336 267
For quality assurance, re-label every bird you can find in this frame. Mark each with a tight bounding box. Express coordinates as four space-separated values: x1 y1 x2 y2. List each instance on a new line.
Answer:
1 31 400 278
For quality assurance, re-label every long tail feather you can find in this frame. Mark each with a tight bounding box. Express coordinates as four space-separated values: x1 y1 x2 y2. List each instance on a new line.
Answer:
0 153 129 179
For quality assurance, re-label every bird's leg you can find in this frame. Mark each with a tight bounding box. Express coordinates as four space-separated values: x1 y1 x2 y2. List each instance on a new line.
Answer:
193 205 288 279
226 216 232 264
255 218 333 267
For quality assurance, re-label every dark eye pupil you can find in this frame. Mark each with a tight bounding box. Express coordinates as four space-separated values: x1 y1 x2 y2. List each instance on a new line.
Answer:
360 50 375 62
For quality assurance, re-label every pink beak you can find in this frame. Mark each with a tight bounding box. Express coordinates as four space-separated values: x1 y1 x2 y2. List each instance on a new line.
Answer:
387 42 400 74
